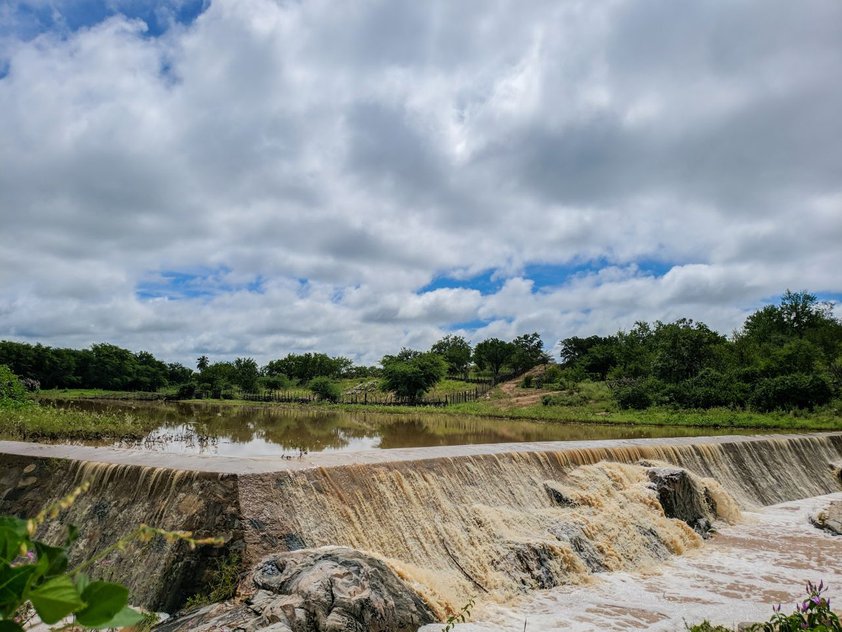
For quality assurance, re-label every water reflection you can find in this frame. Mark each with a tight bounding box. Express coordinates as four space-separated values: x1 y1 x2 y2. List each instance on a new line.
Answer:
50 400 767 456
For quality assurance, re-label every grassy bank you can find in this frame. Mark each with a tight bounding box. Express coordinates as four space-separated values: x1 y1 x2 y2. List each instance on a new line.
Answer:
29 384 842 434
0 401 158 441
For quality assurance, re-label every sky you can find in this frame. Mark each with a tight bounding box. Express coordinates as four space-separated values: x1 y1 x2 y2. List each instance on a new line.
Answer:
1 0 841 367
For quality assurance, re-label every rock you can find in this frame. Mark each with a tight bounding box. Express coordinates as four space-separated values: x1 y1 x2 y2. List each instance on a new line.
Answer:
157 546 436 632
810 501 842 535
646 467 716 537
548 523 608 573
543 481 578 507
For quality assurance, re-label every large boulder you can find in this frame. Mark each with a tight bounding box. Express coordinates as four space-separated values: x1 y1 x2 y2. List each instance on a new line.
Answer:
157 546 436 632
645 466 718 536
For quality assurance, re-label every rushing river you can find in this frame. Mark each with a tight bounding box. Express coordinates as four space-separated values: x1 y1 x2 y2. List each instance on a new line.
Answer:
49 399 771 456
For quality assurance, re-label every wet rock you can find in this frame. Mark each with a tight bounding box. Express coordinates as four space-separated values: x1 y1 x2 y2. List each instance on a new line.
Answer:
810 500 842 535
548 523 608 573
543 481 578 507
646 467 716 537
157 546 436 632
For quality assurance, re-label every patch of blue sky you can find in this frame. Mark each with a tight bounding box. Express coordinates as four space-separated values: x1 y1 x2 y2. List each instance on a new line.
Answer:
816 292 842 304
420 259 675 297
446 319 493 332
0 60 9 80
419 269 504 296
3 0 207 41
525 258 673 291
136 266 264 301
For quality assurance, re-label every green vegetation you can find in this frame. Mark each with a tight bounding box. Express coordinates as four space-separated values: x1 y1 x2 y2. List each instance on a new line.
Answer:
184 552 241 609
380 349 447 402
308 376 341 402
554 291 841 414
431 335 472 379
0 369 157 440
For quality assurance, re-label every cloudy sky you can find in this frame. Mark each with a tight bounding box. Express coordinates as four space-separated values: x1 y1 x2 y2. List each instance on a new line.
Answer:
1 0 841 366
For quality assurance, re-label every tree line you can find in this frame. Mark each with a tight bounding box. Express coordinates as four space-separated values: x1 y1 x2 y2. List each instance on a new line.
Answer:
556 290 842 412
0 332 549 402
2 290 838 410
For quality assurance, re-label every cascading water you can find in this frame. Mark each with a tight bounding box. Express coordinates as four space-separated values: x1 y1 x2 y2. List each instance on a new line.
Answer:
1 432 841 615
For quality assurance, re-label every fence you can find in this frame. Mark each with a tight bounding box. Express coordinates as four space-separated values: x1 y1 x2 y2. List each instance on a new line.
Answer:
239 380 495 407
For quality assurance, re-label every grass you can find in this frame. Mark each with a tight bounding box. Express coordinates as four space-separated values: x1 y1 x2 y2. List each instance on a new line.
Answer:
0 400 159 440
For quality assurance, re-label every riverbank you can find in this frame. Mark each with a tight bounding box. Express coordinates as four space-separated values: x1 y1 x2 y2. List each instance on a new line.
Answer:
14 386 842 440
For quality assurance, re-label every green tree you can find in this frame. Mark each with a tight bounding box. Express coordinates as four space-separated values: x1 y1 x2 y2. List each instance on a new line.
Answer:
232 357 260 392
308 376 342 402
380 349 446 402
430 335 472 378
473 338 514 383
196 355 210 372
559 335 619 380
509 332 548 375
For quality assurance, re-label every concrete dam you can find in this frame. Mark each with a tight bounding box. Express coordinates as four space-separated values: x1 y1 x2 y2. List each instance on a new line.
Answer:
1 433 841 620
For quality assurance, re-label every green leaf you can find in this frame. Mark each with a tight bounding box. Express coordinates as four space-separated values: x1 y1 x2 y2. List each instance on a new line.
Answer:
0 619 26 632
74 572 90 595
75 581 130 627
0 564 36 616
65 525 80 548
33 541 68 578
0 529 21 566
91 605 146 629
28 575 84 624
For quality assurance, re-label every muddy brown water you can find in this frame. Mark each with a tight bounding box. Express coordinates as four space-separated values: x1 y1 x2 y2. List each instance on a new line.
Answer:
44 398 775 456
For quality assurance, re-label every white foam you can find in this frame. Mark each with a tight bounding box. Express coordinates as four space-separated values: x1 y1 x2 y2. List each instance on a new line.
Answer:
421 493 842 631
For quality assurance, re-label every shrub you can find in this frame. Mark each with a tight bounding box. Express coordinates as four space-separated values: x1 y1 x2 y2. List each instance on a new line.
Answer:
309 376 341 402
0 364 27 403
749 374 834 412
609 377 660 410
664 369 740 409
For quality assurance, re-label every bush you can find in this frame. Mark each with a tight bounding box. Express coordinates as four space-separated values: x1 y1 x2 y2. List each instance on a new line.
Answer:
664 369 740 409
749 374 834 412
609 377 660 410
258 374 292 390
176 382 197 399
0 364 27 404
309 376 341 402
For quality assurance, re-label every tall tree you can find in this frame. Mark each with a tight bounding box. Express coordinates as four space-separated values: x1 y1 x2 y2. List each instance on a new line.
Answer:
509 332 548 375
430 335 472 378
381 349 446 402
473 338 514 383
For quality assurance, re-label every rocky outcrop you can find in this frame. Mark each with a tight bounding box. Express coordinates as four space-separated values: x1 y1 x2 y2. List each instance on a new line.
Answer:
810 500 842 535
157 546 436 632
645 466 717 536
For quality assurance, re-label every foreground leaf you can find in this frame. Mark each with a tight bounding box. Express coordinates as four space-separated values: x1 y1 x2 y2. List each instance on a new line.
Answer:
28 575 84 624
75 581 130 627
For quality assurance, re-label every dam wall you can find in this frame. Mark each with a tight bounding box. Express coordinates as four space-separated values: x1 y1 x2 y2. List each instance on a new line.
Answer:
0 451 243 612
1 433 841 611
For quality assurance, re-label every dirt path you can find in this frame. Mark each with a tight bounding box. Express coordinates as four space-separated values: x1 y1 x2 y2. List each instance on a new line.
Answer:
493 366 548 408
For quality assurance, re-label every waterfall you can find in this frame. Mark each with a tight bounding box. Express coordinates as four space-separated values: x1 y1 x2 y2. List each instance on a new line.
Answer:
2 433 841 612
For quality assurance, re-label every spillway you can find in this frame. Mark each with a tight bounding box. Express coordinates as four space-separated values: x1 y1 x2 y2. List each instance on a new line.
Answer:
1 433 841 614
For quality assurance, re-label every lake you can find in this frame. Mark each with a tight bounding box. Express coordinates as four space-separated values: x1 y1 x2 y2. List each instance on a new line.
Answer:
47 399 771 456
